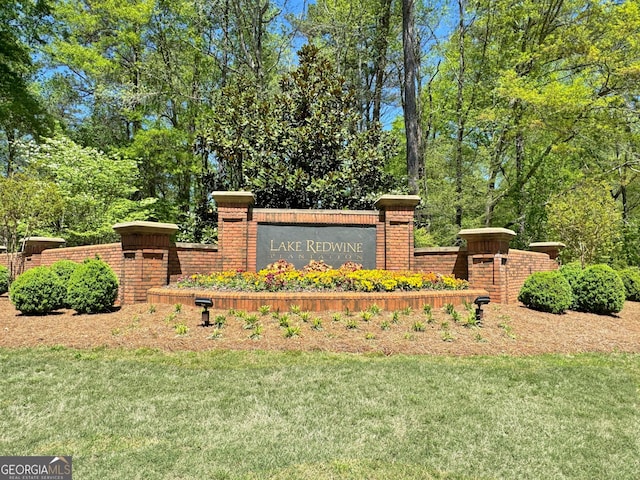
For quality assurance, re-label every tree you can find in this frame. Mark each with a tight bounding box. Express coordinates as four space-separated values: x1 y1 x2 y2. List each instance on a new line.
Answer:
402 0 422 195
17 135 154 245
0 174 63 281
298 0 402 127
546 180 622 267
198 45 400 209
0 0 53 175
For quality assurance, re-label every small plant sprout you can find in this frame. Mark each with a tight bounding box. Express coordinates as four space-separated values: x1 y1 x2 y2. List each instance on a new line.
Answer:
401 306 412 315
412 321 426 332
279 314 291 328
208 329 223 340
344 307 353 316
360 311 373 322
299 311 311 323
441 330 455 342
213 315 227 329
425 311 435 324
250 324 263 339
289 304 301 315
311 318 323 330
365 332 376 340
345 318 358 329
380 320 391 331
235 310 248 319
259 305 271 316
463 311 479 328
444 303 455 315
164 312 177 324
423 304 432 315
174 303 182 313
368 304 382 315
148 304 156 314
174 322 188 336
243 315 259 330
451 310 462 323
284 326 301 338
332 313 343 322
391 311 400 323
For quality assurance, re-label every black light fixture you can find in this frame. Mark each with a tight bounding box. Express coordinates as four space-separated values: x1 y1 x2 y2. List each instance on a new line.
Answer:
473 296 490 326
195 297 213 326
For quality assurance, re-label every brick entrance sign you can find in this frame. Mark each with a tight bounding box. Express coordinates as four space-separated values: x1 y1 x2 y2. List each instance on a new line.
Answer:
213 191 422 272
0 191 564 305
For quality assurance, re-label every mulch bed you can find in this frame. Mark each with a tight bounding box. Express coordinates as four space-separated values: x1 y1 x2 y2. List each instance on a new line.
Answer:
1 294 639 356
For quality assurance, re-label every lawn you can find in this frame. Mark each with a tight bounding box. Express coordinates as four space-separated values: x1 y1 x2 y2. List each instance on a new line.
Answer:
1 347 639 479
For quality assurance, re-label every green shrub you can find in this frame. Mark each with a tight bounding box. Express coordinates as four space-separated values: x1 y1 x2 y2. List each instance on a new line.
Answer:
50 259 79 284
50 260 79 308
0 265 8 295
518 270 573 314
559 262 583 291
559 262 583 309
618 267 640 302
9 266 66 314
573 264 625 315
67 258 119 314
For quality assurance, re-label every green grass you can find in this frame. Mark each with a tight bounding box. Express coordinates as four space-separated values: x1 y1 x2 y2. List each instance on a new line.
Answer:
1 348 639 479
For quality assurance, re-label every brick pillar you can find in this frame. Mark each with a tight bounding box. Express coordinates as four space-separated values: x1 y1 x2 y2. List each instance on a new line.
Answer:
113 221 179 304
529 242 565 261
212 191 255 272
458 228 516 303
374 195 421 271
22 237 66 270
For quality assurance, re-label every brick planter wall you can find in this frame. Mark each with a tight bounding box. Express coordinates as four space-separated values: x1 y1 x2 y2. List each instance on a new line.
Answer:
147 287 490 312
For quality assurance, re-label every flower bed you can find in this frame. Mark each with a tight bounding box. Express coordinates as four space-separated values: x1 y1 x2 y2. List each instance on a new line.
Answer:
176 259 469 293
153 260 479 312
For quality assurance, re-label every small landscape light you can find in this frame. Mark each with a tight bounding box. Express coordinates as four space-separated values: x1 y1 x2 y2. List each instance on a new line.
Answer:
473 296 490 326
195 297 213 327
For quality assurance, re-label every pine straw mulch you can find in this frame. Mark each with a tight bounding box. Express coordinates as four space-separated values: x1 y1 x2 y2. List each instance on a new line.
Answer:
1 294 639 356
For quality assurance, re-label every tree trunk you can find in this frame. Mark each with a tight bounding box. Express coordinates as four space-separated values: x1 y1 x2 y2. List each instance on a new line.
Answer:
372 0 393 125
402 0 423 195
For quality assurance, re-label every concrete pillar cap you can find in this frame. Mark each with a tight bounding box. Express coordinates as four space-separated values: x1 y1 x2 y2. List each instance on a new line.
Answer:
458 227 516 241
374 194 421 210
212 191 255 205
113 221 179 235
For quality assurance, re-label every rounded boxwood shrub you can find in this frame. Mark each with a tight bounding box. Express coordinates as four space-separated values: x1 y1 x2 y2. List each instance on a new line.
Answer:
50 260 79 308
50 259 79 284
0 265 9 295
559 262 583 310
518 270 573 314
9 266 66 314
67 258 119 314
559 262 583 292
573 264 625 314
618 267 640 302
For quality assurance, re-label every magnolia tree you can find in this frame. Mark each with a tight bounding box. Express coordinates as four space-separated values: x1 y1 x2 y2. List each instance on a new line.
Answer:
546 180 622 267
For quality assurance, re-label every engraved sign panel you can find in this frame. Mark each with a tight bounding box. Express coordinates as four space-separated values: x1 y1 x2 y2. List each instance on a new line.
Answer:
257 224 376 270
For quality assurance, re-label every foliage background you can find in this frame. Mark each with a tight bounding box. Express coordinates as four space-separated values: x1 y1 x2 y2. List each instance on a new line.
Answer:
1 0 638 266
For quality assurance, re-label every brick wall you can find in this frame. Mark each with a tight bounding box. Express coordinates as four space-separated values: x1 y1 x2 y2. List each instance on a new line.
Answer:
2 200 563 305
414 247 468 279
506 249 559 303
169 243 221 283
